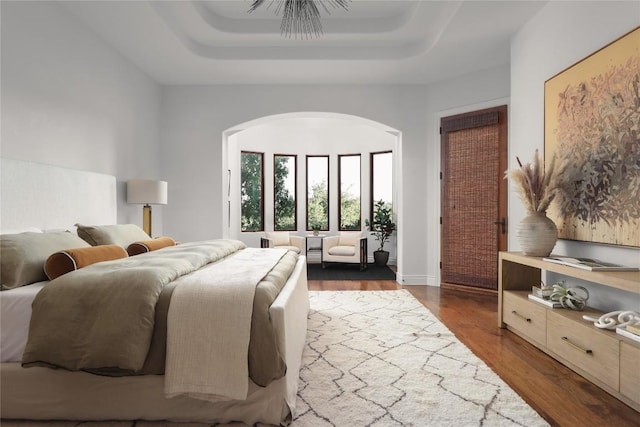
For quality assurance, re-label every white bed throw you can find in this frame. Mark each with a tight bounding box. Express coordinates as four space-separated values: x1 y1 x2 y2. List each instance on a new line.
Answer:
164 248 287 402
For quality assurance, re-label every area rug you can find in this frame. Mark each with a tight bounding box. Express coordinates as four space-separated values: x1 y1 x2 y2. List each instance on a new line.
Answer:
292 290 549 426
307 263 396 281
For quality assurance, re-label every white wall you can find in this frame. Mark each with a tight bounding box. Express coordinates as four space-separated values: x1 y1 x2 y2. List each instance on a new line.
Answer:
159 70 510 284
0 1 162 229
510 1 640 311
229 118 396 262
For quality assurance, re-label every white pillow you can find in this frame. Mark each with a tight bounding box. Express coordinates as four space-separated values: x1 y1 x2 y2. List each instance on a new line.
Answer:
0 227 42 235
338 231 362 247
266 232 290 246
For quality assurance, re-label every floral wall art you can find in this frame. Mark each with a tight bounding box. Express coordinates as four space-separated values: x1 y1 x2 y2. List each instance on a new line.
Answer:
544 26 640 247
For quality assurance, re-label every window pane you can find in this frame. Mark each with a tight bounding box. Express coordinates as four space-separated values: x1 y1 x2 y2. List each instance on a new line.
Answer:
339 154 361 230
371 151 393 221
306 155 329 231
274 155 297 231
241 151 264 232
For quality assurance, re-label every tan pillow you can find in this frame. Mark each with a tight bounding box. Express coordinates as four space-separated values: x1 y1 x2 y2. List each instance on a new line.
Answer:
1 231 90 289
265 232 290 246
338 231 362 247
44 245 128 280
127 236 176 256
76 223 150 247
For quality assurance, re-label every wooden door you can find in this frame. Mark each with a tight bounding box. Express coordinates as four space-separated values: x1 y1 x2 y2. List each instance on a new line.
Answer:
440 106 508 291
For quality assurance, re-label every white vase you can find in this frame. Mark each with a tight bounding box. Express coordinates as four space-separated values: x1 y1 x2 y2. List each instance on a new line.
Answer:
517 212 558 257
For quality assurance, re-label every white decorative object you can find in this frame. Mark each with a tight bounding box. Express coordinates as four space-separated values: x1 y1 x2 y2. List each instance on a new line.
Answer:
516 212 558 257
583 311 640 329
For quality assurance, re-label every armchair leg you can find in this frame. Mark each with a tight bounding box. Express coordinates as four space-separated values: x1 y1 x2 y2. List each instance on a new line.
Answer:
359 238 368 271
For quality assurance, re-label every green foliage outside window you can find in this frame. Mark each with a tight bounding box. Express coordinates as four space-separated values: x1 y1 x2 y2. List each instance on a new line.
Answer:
307 181 329 230
274 156 296 231
340 185 361 230
241 152 263 231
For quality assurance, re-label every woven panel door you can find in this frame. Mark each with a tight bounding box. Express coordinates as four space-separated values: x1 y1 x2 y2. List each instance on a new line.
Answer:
441 106 507 290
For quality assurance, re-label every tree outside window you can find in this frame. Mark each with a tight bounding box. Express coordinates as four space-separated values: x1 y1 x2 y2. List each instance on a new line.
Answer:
306 155 329 231
274 154 297 231
371 151 393 222
339 154 361 230
241 151 264 232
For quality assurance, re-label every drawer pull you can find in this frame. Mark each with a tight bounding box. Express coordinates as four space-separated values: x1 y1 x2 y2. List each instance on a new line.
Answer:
562 336 593 355
512 310 531 323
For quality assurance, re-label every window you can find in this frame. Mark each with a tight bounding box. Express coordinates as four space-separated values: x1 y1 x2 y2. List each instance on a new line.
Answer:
306 155 329 231
240 151 264 232
371 151 393 221
274 154 297 231
339 154 361 230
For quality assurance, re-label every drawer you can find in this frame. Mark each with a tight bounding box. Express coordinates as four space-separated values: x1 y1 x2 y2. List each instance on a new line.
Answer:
503 292 546 346
547 311 619 390
620 341 640 406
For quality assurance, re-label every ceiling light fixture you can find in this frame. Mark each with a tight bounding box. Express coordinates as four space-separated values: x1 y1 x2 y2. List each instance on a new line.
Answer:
249 0 350 39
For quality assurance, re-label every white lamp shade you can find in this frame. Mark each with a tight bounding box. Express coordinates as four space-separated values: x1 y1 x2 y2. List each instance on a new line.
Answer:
127 179 168 205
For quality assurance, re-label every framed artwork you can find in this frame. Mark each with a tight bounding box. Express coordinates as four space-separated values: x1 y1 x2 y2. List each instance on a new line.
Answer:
544 26 640 247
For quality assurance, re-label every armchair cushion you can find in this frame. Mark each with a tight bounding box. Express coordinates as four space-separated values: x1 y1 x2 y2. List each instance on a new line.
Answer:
338 231 362 247
322 232 368 270
261 232 304 254
265 231 290 247
328 246 356 256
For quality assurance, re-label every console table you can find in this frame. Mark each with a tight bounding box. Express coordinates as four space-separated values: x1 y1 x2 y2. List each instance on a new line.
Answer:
305 234 325 262
498 252 640 412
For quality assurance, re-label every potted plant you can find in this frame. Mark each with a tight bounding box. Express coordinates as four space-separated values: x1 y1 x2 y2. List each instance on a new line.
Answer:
365 200 396 267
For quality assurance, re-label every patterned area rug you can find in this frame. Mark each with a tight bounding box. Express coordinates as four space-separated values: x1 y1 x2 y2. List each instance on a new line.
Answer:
293 290 549 426
4 291 548 427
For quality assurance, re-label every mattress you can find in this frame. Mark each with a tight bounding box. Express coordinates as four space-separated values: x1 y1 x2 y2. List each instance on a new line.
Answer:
0 281 46 362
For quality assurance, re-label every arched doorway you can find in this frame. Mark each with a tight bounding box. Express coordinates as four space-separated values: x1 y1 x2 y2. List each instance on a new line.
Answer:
221 112 403 280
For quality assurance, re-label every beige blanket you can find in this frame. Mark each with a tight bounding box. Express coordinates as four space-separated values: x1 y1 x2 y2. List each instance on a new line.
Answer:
22 239 246 372
164 248 288 402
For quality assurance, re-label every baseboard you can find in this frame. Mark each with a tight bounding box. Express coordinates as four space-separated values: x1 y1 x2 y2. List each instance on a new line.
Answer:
441 282 498 295
397 274 435 286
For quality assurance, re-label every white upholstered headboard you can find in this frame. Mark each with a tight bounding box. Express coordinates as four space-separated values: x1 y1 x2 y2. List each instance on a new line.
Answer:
0 158 117 232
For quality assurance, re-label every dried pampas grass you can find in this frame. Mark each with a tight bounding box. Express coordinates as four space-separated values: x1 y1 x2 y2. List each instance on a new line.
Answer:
505 149 564 214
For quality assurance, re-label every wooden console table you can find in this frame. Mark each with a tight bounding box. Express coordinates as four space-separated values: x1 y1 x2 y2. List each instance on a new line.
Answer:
498 252 640 412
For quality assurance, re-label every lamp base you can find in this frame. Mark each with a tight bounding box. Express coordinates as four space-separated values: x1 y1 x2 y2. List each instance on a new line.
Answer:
142 204 152 237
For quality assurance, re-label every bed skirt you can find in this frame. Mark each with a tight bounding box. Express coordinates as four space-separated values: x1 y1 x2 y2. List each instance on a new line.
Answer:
0 257 309 426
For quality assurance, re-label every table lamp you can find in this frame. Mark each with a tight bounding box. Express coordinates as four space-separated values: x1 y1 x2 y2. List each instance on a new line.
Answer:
126 179 167 237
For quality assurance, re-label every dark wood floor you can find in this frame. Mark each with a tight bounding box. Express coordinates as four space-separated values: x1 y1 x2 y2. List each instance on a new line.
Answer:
308 279 640 427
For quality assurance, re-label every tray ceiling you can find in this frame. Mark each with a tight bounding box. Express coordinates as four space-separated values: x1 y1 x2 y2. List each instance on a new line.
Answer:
61 0 547 85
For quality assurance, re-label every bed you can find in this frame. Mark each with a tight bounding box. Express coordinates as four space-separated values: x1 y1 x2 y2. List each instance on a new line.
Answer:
0 158 309 425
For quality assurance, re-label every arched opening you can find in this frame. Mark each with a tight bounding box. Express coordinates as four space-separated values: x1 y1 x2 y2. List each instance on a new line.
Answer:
222 112 403 279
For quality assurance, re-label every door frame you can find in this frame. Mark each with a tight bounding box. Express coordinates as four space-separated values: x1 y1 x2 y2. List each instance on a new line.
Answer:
432 98 509 287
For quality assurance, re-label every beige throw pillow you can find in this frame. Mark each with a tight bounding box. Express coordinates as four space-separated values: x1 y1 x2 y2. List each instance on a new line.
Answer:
76 224 150 247
1 231 90 289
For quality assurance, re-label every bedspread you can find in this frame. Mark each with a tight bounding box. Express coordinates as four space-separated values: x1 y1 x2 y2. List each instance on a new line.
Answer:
23 240 290 374
165 247 288 401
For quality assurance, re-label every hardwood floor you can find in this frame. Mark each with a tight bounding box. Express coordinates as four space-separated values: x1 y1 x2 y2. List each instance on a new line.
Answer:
308 279 640 427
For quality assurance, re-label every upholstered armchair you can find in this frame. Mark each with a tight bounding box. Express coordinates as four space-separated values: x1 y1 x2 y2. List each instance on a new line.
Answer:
260 231 305 254
321 231 368 271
